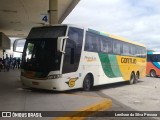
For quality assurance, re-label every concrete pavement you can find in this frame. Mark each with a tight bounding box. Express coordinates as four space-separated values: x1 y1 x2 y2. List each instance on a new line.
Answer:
0 69 112 120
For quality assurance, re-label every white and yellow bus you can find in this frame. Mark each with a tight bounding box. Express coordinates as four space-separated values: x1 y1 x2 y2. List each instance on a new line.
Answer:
14 24 146 91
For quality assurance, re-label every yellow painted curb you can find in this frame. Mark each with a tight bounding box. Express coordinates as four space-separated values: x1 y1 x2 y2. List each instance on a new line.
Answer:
53 98 112 120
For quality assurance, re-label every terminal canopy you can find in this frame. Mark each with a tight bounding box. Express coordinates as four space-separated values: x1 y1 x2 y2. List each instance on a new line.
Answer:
0 0 80 37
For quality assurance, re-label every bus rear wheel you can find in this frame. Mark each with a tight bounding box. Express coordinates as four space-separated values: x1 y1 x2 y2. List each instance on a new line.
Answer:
150 70 156 77
83 75 93 91
129 72 135 84
134 72 139 83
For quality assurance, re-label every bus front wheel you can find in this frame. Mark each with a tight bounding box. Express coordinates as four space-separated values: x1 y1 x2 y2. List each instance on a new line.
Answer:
150 70 156 77
83 75 93 91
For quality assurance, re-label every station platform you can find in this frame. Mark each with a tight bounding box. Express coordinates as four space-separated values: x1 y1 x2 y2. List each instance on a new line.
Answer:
0 69 112 120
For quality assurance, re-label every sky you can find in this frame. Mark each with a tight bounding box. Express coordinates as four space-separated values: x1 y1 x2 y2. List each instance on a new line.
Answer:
63 0 160 51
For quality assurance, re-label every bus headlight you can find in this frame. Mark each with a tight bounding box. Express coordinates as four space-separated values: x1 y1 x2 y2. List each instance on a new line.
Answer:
47 74 62 79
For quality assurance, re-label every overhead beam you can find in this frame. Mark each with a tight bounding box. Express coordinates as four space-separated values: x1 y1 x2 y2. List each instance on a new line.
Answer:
58 0 80 23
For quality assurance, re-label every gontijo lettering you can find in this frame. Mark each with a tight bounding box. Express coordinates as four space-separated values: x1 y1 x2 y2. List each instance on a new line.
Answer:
121 57 137 64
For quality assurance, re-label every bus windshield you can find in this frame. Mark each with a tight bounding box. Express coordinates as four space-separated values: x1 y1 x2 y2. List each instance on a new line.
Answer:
21 26 67 73
21 38 61 72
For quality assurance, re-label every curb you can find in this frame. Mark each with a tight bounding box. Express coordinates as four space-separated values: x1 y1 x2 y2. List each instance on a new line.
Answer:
53 98 112 120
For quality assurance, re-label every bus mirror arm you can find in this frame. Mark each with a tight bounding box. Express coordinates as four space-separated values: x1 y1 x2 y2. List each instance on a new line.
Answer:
57 36 68 53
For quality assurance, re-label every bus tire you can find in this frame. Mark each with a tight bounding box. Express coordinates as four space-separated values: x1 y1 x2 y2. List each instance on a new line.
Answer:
83 75 93 91
129 72 135 84
135 72 139 83
150 70 156 77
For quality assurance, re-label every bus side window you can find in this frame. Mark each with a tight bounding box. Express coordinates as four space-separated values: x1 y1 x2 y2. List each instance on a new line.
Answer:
135 46 144 58
84 32 99 52
147 54 151 62
141 47 146 58
153 54 158 62
100 39 109 53
85 35 94 51
113 40 121 55
62 27 83 74
122 43 130 56
100 36 112 54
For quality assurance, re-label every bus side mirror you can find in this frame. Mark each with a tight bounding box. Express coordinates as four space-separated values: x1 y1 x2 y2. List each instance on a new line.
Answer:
13 38 26 53
57 36 68 53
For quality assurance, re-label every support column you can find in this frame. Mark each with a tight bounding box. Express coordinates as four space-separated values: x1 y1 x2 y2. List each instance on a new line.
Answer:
3 49 5 60
49 0 58 25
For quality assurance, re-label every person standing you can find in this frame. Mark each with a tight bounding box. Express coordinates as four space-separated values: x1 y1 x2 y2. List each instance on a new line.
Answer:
0 58 3 72
17 58 21 69
4 57 10 72
12 57 16 69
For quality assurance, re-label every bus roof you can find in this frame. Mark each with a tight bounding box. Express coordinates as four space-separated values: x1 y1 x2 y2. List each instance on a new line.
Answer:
87 28 146 48
108 33 145 47
30 24 85 32
31 24 146 48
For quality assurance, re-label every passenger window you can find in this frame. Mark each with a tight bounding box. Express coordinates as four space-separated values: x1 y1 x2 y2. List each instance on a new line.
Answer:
113 40 121 55
84 32 99 52
100 36 112 53
142 48 146 58
129 45 136 56
135 46 143 57
122 43 130 55
62 27 83 74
